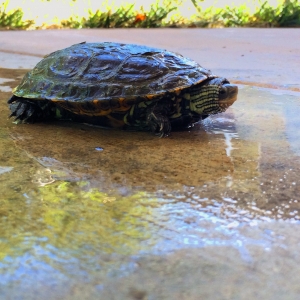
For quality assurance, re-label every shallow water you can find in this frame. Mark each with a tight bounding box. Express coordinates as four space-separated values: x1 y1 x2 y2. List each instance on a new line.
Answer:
1 68 300 299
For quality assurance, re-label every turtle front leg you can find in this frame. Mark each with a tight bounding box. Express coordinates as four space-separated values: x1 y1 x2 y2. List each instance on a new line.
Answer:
146 103 171 137
8 96 54 123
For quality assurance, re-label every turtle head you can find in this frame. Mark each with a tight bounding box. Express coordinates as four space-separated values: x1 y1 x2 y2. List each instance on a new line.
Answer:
217 78 238 110
189 77 238 116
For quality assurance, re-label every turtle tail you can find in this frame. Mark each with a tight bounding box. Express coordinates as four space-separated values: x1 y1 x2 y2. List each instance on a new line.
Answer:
8 96 55 123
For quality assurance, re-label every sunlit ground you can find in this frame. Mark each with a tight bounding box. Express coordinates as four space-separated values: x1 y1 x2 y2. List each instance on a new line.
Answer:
5 0 280 27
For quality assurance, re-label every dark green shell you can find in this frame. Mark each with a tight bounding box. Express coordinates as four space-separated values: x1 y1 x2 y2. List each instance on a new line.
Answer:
13 42 215 106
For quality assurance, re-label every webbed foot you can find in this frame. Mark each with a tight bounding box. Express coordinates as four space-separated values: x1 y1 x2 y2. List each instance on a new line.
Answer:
146 106 171 137
8 96 52 123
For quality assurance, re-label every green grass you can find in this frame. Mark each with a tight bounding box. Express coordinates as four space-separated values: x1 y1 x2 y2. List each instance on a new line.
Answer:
61 1 179 29
0 0 299 29
253 0 300 27
0 0 33 29
191 0 300 28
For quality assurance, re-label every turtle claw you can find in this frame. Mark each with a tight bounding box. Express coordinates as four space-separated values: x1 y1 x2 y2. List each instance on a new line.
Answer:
156 119 171 138
9 101 22 119
7 95 16 104
146 110 171 137
8 97 39 122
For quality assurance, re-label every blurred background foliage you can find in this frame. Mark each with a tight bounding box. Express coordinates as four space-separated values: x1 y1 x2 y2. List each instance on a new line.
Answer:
0 0 299 29
0 0 34 29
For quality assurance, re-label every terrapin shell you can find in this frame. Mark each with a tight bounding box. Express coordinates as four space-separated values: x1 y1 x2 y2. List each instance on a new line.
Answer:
13 42 216 104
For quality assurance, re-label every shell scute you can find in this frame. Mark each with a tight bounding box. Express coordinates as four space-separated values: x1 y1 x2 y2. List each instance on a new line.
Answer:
13 42 213 106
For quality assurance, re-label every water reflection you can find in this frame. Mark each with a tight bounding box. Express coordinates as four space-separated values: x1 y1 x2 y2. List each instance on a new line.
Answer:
1 69 300 296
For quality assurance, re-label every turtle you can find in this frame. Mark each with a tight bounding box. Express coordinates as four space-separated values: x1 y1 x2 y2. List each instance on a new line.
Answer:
8 42 238 137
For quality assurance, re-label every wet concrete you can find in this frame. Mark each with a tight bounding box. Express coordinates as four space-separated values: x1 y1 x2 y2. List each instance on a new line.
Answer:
1 29 300 299
1 68 300 299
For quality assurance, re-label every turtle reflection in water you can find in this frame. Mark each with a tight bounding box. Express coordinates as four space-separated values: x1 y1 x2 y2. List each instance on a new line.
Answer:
8 42 238 137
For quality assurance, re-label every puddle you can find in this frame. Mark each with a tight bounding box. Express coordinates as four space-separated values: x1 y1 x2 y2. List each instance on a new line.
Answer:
1 69 300 299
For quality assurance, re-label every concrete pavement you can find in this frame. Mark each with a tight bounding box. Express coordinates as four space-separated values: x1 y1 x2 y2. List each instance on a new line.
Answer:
1 28 300 300
0 28 299 90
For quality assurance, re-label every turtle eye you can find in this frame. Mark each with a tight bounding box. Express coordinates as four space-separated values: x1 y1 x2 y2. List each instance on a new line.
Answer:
221 79 230 85
219 87 227 95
